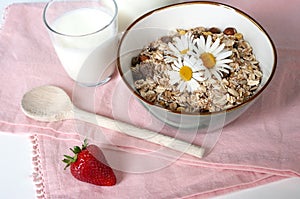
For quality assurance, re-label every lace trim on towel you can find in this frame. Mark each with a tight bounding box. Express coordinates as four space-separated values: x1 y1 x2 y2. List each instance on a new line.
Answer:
31 134 46 199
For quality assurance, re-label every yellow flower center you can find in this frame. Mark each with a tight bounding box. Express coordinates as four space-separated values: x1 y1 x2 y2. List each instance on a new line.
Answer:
179 30 186 35
179 66 193 81
180 48 189 55
200 52 216 69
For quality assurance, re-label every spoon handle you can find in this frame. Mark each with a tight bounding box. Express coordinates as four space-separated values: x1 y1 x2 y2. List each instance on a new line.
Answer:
73 106 205 158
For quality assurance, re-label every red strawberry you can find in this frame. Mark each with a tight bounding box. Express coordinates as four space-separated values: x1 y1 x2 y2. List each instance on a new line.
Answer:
63 139 116 186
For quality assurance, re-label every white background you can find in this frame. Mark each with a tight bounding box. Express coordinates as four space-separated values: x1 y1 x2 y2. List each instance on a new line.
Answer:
0 0 300 198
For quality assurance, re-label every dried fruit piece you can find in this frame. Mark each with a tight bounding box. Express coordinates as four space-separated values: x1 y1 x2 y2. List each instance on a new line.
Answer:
139 55 150 62
208 27 221 34
223 27 237 35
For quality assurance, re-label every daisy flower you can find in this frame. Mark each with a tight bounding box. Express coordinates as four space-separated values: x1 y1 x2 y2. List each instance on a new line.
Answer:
164 32 194 63
168 56 205 93
193 35 233 81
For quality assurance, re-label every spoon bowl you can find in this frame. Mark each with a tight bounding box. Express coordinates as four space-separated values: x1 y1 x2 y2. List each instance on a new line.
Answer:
21 85 73 122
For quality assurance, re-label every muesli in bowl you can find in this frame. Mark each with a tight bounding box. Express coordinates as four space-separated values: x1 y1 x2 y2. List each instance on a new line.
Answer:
131 26 263 113
117 2 276 130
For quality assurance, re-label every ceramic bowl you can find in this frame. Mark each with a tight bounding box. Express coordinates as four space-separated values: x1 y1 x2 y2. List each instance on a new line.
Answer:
117 1 277 131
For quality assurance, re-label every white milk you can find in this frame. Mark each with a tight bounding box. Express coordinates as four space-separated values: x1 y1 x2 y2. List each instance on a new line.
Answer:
51 8 117 86
116 0 177 31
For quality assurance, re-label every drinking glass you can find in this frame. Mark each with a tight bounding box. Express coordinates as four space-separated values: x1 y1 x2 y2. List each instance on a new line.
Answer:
43 0 118 87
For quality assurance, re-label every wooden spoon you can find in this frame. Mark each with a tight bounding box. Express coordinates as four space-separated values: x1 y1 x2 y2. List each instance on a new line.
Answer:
21 85 205 158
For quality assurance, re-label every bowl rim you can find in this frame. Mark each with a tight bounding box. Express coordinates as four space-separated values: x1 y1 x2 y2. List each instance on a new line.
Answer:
117 1 277 116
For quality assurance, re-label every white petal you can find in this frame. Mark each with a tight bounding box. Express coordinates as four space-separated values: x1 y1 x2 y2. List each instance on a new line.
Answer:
205 35 212 51
216 59 233 65
218 67 230 74
197 36 206 52
173 36 181 43
177 42 185 51
183 57 191 67
183 35 189 49
177 35 188 50
194 45 205 56
212 43 225 56
178 81 186 92
217 63 232 70
164 55 177 63
216 51 232 60
169 70 180 79
186 84 192 93
168 43 180 55
189 57 202 71
190 62 199 72
195 60 207 71
173 58 183 69
189 55 197 64
186 32 193 41
204 69 212 80
170 79 179 85
193 72 206 82
190 79 200 92
211 69 222 81
183 56 198 71
209 38 220 53
169 70 180 77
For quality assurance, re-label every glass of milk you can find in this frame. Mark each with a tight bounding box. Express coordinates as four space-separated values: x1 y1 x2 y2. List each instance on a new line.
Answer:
43 0 118 86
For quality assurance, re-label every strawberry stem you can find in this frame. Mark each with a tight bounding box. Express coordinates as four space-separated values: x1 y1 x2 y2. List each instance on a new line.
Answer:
62 138 88 170
82 139 88 149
